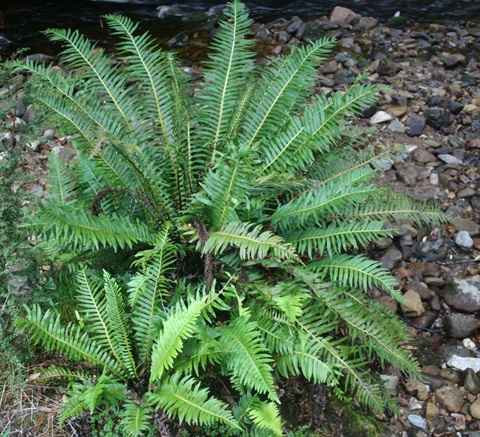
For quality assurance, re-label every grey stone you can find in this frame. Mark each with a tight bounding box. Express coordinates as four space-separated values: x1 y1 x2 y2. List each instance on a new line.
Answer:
42 128 55 139
454 218 480 236
455 231 474 249
387 119 405 133
434 385 464 413
380 374 399 391
444 276 480 313
426 108 455 128
370 110 393 124
329 6 356 23
413 238 447 262
373 157 394 172
379 247 402 270
447 355 480 373
445 313 480 339
406 114 426 136
463 368 480 394
408 414 427 430
438 154 463 165
442 52 466 68
404 379 429 400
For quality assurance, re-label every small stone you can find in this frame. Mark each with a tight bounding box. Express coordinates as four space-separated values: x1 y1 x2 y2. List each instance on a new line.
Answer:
426 402 440 425
379 247 402 270
457 188 476 198
321 60 338 74
388 119 405 133
404 379 430 400
413 238 447 262
439 367 461 383
455 231 474 250
438 154 463 165
424 277 445 287
406 114 426 136
434 385 464 413
445 313 480 339
464 368 480 394
412 148 436 163
329 6 356 23
401 289 424 317
442 52 466 68
375 236 393 250
444 276 480 313
453 413 466 431
42 128 55 139
381 374 399 391
370 110 393 124
454 218 480 236
408 414 427 430
447 355 480 373
470 398 480 419
427 108 455 128
373 157 394 172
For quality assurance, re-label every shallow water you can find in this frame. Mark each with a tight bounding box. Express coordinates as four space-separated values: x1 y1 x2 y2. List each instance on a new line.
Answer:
1 0 479 57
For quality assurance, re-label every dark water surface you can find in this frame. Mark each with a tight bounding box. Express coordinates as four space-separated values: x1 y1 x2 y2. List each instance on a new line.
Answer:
1 0 479 56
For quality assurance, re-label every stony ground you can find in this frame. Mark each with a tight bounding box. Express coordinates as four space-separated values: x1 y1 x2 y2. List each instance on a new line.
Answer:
2 5 480 436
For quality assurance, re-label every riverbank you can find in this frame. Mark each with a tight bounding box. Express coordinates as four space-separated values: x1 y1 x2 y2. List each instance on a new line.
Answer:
2 4 480 436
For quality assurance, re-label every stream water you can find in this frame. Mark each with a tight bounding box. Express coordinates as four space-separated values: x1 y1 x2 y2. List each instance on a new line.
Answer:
1 0 479 57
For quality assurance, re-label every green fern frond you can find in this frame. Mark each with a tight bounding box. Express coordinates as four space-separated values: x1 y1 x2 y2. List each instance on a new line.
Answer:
148 373 240 429
344 190 450 227
247 400 283 436
285 220 390 258
241 37 337 149
204 221 298 261
33 366 93 383
34 204 156 252
198 158 251 229
309 254 399 297
197 0 255 156
272 180 381 230
130 224 178 362
45 153 77 206
219 316 278 401
120 400 153 437
15 305 125 377
150 298 205 383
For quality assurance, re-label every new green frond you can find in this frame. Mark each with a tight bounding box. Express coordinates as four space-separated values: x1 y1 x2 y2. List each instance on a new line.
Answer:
247 400 283 436
150 298 205 383
121 401 153 437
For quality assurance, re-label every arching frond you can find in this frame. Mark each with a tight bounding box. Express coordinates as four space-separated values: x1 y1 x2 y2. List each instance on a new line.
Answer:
148 373 240 430
204 221 298 261
120 401 153 437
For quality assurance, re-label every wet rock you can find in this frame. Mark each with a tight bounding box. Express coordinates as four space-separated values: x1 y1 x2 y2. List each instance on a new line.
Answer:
470 398 480 419
455 231 474 249
413 238 447 262
410 310 437 329
408 414 427 430
375 236 393 250
426 108 455 128
463 368 480 395
406 114 426 136
434 385 464 413
457 188 476 198
321 60 337 74
401 289 424 317
445 313 480 339
444 276 480 313
370 110 393 124
439 367 461 384
447 355 480 373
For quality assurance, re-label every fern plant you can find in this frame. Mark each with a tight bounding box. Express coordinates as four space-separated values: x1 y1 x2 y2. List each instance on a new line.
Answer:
16 1 447 435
